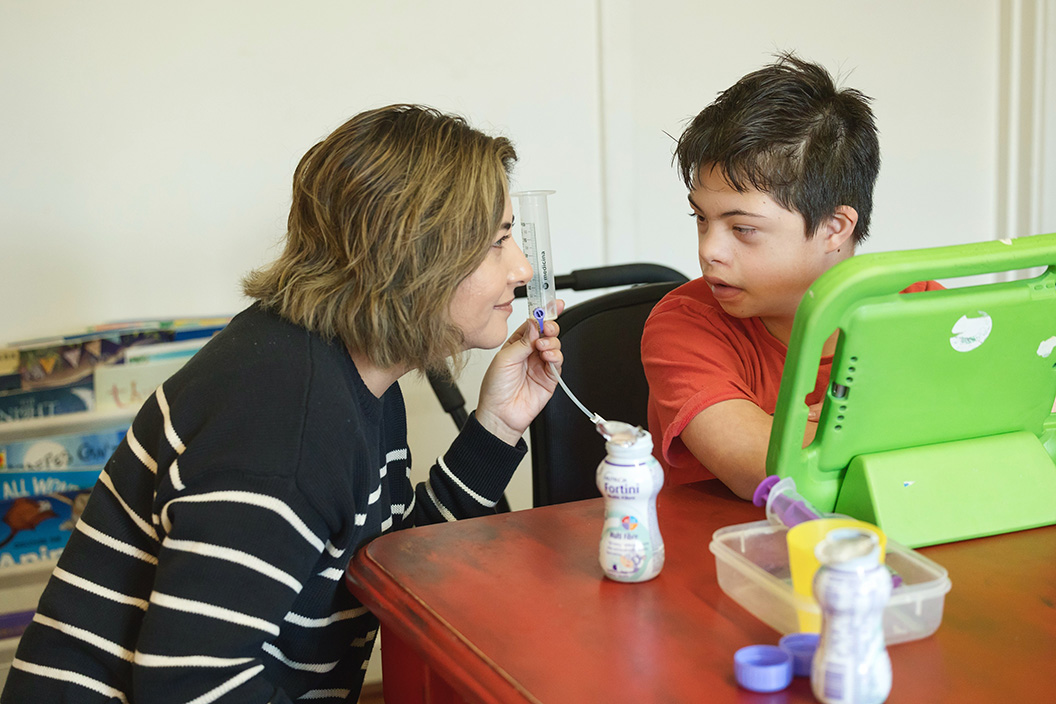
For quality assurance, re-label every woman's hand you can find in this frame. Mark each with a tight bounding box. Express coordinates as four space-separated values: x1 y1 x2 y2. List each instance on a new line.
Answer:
475 301 565 445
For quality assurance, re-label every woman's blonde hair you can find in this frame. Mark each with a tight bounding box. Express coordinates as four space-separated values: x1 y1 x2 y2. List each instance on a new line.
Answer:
243 104 517 374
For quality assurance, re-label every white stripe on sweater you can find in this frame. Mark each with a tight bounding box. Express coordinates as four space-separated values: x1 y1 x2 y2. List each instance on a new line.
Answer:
150 591 280 636
52 566 149 610
187 664 265 704
11 659 129 703
299 689 352 700
403 493 416 518
76 520 159 565
162 538 302 593
125 426 158 474
323 541 345 558
354 513 367 526
283 607 368 628
317 568 343 581
386 449 408 463
367 485 382 505
33 613 135 662
261 643 339 673
169 457 185 491
98 471 159 542
160 491 324 552
155 386 186 454
350 630 377 647
425 480 456 522
133 652 255 668
437 456 496 507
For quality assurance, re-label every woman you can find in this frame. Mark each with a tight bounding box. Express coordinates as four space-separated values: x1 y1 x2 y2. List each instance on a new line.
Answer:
3 105 563 703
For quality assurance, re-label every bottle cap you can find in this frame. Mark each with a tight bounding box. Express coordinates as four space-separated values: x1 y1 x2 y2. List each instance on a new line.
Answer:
597 421 653 458
815 527 882 569
733 645 793 692
779 632 820 677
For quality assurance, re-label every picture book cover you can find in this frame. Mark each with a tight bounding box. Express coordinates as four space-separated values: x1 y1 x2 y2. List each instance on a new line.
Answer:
0 379 95 423
0 488 92 568
0 425 128 470
9 316 229 392
0 468 102 501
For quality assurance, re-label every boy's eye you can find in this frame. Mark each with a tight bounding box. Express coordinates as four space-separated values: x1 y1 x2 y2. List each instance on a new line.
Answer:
733 226 756 236
688 212 705 224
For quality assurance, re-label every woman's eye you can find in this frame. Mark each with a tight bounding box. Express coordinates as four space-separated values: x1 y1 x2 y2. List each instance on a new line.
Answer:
492 234 512 248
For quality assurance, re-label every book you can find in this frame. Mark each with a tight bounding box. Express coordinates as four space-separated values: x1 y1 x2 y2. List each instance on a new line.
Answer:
0 424 128 470
0 379 95 423
0 468 101 502
93 357 187 412
8 316 229 392
124 336 208 365
0 349 18 392
0 486 94 568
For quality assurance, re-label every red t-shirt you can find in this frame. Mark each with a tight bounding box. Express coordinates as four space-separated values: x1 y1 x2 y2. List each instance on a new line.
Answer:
642 277 944 486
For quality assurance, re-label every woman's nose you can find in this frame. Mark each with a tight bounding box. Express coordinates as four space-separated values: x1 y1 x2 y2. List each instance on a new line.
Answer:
510 241 533 285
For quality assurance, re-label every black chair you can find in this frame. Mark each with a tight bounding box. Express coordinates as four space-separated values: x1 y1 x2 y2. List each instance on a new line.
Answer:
528 278 686 506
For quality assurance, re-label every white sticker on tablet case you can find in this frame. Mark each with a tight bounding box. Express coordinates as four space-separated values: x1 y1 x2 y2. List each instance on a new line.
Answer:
950 312 992 352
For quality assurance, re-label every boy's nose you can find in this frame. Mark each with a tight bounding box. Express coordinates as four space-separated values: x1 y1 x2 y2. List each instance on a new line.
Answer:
698 230 728 266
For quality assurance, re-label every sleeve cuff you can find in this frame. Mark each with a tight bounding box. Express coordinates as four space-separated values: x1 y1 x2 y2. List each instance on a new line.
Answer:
440 411 527 503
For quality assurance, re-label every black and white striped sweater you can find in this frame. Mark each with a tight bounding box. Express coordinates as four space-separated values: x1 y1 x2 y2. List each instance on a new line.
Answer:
2 304 524 703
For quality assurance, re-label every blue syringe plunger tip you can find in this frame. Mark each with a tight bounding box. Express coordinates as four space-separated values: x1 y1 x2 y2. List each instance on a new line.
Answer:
532 307 545 333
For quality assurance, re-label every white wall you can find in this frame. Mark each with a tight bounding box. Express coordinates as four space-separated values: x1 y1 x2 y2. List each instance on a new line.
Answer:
600 0 1003 282
0 0 1049 689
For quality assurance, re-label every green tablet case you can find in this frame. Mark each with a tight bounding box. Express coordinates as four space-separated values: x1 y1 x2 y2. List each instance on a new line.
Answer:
766 233 1056 547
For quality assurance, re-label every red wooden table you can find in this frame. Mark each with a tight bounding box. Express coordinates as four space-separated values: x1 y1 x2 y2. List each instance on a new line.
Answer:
346 480 1056 703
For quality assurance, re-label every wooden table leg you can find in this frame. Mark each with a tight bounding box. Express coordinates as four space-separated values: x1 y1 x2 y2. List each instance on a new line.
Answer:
380 625 470 704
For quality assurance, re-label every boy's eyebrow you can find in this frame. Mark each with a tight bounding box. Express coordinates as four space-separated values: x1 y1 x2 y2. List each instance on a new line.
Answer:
687 194 768 220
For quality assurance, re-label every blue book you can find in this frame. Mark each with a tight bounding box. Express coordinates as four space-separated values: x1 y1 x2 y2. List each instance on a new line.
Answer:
0 487 94 568
0 468 102 501
0 425 127 470
0 379 95 423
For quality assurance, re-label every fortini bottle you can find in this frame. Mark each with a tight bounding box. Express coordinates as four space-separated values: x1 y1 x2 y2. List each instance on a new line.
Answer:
596 423 664 583
811 527 893 704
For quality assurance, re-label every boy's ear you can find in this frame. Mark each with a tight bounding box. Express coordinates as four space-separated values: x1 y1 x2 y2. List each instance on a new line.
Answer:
818 205 858 253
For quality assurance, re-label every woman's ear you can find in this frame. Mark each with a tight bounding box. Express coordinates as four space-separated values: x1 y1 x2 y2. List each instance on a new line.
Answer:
820 205 859 253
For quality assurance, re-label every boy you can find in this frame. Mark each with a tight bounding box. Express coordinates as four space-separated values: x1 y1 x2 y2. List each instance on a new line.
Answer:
642 54 941 500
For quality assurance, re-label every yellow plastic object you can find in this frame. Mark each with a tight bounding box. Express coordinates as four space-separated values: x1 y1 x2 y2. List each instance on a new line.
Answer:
787 518 887 632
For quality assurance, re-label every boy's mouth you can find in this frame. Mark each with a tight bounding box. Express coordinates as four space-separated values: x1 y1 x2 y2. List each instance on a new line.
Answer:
705 276 743 300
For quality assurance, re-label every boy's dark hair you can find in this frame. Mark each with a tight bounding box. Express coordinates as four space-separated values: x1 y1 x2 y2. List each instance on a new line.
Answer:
675 53 879 244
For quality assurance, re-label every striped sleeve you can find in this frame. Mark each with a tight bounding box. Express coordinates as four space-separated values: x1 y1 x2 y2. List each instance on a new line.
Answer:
413 411 525 525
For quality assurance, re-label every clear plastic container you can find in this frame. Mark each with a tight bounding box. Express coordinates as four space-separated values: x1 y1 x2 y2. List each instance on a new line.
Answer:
709 519 951 645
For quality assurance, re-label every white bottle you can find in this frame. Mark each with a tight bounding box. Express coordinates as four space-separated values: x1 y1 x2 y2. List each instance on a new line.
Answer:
811 527 893 704
596 423 664 583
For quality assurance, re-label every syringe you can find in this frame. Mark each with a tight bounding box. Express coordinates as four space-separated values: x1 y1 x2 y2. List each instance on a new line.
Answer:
514 191 559 331
514 189 604 428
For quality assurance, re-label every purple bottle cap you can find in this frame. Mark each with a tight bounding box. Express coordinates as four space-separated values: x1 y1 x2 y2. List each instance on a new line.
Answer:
779 632 820 677
752 475 781 507
734 644 793 692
